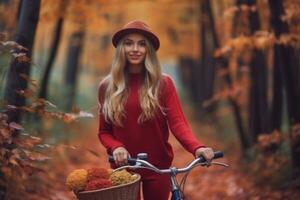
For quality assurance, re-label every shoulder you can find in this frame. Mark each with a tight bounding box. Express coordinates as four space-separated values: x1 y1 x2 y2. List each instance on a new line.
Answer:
160 73 176 92
98 75 110 92
161 73 174 84
161 73 174 87
98 75 110 102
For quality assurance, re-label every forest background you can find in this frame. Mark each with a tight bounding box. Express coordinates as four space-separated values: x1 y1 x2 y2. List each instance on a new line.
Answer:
0 0 300 199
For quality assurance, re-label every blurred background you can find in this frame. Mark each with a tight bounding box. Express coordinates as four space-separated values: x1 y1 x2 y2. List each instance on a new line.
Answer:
0 0 300 199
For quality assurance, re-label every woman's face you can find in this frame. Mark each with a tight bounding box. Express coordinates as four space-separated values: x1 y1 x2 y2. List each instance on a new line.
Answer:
123 33 147 66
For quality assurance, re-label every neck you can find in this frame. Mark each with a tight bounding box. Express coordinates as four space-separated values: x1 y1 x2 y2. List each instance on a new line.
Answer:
128 64 143 74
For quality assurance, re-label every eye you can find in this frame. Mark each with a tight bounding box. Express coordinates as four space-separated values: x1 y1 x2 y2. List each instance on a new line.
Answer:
124 41 132 46
139 41 146 47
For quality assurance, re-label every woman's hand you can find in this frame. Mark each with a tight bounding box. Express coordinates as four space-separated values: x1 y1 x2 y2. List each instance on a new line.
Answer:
195 147 214 162
112 147 130 166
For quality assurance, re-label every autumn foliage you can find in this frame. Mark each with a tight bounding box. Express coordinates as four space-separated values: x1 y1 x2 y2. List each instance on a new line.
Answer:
1 0 300 199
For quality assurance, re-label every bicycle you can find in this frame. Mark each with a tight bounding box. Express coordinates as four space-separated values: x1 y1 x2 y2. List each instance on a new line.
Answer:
109 151 228 200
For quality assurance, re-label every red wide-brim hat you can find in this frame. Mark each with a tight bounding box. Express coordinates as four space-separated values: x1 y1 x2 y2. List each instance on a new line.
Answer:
112 20 160 51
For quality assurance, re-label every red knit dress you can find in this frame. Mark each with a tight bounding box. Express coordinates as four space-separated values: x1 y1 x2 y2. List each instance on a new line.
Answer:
98 73 204 168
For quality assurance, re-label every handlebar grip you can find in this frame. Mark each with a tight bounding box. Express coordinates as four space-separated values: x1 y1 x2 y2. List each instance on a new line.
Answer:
108 156 137 165
108 156 114 163
213 151 224 159
197 151 224 162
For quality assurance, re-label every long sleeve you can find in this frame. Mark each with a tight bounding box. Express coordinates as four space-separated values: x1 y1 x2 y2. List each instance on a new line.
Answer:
97 80 124 154
162 75 205 154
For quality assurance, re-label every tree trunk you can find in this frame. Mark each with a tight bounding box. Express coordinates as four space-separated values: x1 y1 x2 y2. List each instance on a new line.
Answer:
219 57 251 152
1 0 40 198
0 0 10 4
0 0 10 31
4 0 40 123
198 0 217 114
39 17 64 99
0 172 6 200
64 30 85 110
16 0 23 22
178 57 198 102
271 45 283 131
248 49 270 138
39 0 67 99
213 0 251 153
246 0 270 142
269 0 300 168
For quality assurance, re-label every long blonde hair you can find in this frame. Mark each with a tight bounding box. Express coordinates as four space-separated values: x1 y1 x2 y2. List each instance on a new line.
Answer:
102 37 162 126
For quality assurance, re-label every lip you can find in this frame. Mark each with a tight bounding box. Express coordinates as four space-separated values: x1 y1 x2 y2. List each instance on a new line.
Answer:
130 55 141 60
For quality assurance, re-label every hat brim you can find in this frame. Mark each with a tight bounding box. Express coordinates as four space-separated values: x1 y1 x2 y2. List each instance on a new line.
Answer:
112 28 160 51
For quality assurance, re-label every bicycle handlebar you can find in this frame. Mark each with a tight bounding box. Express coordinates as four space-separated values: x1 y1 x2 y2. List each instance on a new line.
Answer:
108 151 226 174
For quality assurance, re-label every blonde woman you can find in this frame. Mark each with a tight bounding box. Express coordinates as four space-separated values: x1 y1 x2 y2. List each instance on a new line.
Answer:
98 20 214 200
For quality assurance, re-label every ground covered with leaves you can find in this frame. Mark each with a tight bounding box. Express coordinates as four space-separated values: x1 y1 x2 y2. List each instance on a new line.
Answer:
3 107 300 200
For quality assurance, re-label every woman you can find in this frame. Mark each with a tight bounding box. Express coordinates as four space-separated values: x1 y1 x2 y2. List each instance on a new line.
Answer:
98 20 214 200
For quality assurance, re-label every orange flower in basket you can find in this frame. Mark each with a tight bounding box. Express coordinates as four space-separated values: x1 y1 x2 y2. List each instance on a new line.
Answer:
109 170 138 186
66 169 88 192
87 167 110 182
85 178 113 191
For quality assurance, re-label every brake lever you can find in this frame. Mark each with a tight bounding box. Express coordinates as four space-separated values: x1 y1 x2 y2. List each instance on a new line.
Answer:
113 160 143 172
198 161 229 168
210 161 229 167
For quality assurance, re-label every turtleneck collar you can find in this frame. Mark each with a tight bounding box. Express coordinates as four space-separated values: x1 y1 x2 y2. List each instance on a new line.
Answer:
128 71 143 79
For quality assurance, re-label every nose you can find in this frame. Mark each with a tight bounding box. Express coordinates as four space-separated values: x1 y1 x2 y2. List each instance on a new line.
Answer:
133 43 138 51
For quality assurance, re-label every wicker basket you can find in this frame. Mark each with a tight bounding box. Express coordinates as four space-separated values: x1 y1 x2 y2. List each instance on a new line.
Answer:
76 174 141 200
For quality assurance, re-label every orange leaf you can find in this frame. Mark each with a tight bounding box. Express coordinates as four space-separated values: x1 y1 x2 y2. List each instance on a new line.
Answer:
0 128 11 139
8 156 19 166
63 113 76 123
16 89 34 98
16 54 31 63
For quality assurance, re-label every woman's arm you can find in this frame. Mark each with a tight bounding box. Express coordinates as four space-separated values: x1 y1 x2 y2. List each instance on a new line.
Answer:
98 113 124 154
162 75 205 154
97 80 124 154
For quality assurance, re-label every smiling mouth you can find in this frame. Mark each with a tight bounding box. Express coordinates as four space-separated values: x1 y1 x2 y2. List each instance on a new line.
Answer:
130 56 140 60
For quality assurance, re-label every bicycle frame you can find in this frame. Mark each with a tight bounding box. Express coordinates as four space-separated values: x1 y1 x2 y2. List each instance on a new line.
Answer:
169 168 184 200
109 151 228 200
